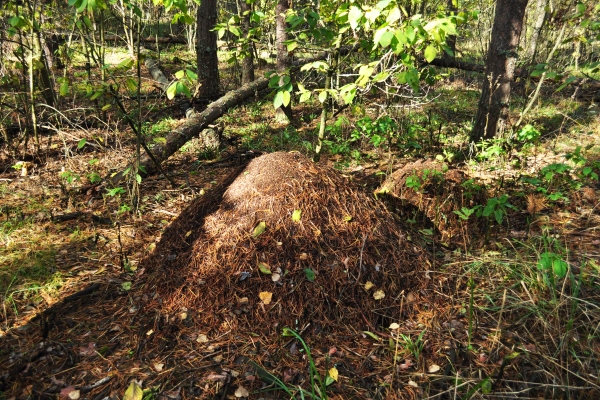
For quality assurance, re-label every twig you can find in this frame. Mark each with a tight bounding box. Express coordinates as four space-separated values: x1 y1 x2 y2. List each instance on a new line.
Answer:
78 376 112 393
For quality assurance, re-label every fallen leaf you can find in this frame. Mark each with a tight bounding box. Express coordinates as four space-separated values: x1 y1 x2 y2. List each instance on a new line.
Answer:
258 262 272 275
328 367 339 382
373 290 385 300
238 297 249 305
154 363 164 372
185 231 192 237
146 329 154 336
60 386 77 399
364 281 374 290
343 215 352 222
121 281 132 291
252 221 266 238
272 273 281 282
389 323 400 330
79 342 95 356
299 252 308 260
406 292 416 302
205 374 227 382
68 390 80 400
304 268 315 282
523 343 536 352
328 347 337 356
398 359 414 370
234 386 250 397
479 353 488 363
259 291 272 305
196 333 208 343
428 364 441 373
213 354 223 362
408 380 419 387
179 312 187 320
123 381 143 400
292 209 302 222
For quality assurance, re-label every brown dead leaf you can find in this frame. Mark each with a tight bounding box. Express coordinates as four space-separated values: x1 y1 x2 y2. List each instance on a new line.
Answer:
234 386 249 397
79 342 96 356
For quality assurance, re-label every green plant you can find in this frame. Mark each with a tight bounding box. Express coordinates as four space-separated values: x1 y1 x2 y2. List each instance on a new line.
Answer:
398 329 426 361
60 170 80 185
515 124 541 144
454 206 480 221
478 194 518 225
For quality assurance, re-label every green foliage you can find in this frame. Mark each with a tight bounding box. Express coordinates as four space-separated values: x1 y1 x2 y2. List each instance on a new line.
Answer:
478 194 517 225
516 124 541 144
397 329 427 361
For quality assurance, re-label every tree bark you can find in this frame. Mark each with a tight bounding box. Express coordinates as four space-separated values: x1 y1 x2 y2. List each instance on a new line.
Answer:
470 0 529 142
239 0 255 84
524 0 547 64
275 0 292 123
443 0 458 62
197 0 220 100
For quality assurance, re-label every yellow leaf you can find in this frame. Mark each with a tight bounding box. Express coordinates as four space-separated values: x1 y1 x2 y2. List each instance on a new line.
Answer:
252 221 266 238
364 281 374 290
373 290 385 300
185 230 192 237
328 367 339 381
292 209 302 222
123 381 143 400
259 291 273 305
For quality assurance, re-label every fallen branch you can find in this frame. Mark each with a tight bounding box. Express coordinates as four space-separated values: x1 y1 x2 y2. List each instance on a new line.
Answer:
111 49 355 184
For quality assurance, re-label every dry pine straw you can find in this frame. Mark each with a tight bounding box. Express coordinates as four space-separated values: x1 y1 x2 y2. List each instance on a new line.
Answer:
2 151 600 399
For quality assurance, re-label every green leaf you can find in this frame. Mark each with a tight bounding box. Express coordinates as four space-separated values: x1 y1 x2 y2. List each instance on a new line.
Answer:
252 221 266 238
123 381 143 400
122 281 132 291
258 262 272 275
175 70 185 79
348 5 363 30
77 139 87 149
304 268 315 282
166 82 177 100
282 90 291 107
299 91 311 102
379 31 394 48
292 209 302 222
60 79 69 96
424 45 437 62
363 331 380 341
186 69 198 80
286 40 298 52
537 252 568 278
318 90 328 103
126 78 137 92
135 174 142 184
273 91 284 109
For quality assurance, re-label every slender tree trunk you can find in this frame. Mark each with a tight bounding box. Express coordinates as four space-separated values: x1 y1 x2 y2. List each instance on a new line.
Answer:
197 0 220 100
443 0 458 62
275 0 292 123
525 0 547 64
470 0 529 142
239 0 255 84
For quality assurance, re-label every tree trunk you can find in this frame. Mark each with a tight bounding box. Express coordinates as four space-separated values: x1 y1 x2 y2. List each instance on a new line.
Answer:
239 0 255 84
443 0 458 62
524 0 547 64
275 0 292 123
470 0 529 142
197 0 220 100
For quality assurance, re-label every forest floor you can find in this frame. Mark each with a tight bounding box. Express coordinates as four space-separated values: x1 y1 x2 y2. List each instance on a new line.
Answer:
1 49 600 399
